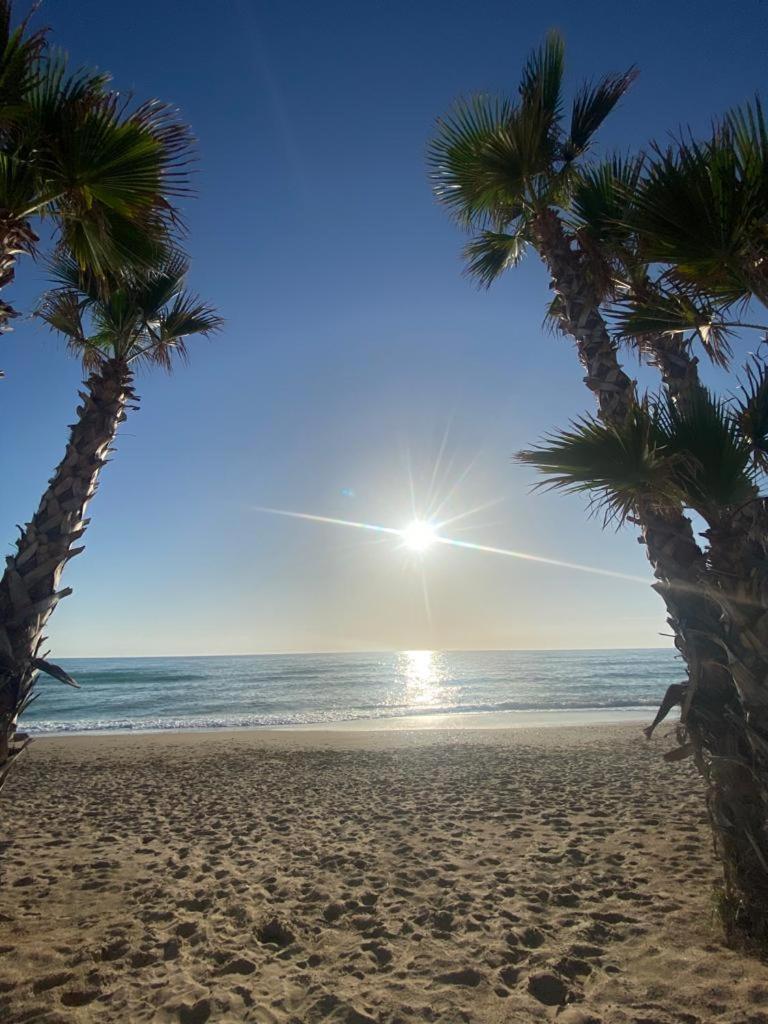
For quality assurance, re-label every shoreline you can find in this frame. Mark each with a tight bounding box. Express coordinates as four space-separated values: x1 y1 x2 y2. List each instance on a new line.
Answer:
22 716 657 756
24 705 657 741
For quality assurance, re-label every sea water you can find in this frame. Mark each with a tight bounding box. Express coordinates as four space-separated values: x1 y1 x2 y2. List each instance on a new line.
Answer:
21 648 680 735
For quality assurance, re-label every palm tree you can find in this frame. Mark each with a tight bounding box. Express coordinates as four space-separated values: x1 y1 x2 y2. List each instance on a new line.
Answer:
0 1 193 364
517 384 768 941
430 33 639 422
610 104 768 667
0 255 221 787
428 29 726 828
428 34 768 942
568 118 768 938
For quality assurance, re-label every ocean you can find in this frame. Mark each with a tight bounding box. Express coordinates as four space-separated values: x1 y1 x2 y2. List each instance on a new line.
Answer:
21 648 680 735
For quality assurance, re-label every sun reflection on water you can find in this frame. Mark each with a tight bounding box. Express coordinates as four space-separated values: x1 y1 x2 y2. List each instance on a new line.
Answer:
397 650 453 708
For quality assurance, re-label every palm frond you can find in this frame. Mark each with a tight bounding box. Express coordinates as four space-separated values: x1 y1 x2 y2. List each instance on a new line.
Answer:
612 286 734 367
515 403 679 525
36 287 85 342
36 253 220 371
58 208 171 282
734 356 768 473
0 150 37 224
722 95 768 193
24 52 108 124
128 250 188 315
134 293 221 372
46 251 97 293
662 391 756 508
627 125 767 306
429 94 517 225
36 286 107 369
519 30 565 123
0 1 46 128
431 33 641 243
462 229 528 287
517 391 758 523
542 293 566 335
568 154 644 247
13 64 194 277
565 68 639 158
156 292 222 343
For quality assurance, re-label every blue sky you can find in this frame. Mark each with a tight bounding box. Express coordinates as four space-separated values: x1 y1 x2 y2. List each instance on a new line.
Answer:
0 0 765 656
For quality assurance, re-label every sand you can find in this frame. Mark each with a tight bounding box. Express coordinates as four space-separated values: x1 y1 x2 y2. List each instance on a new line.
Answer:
1 722 767 1023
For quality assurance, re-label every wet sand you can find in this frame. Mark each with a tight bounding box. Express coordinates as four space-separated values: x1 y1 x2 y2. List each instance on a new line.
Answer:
1 722 766 1023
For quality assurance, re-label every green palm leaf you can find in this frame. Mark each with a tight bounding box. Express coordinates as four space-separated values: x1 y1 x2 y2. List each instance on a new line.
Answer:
0 56 194 280
565 68 638 158
430 33 638 242
611 286 734 366
0 2 45 128
429 95 517 225
723 95 768 202
517 392 757 523
462 230 527 287
0 150 37 228
37 254 221 370
662 391 756 508
628 114 768 306
515 403 679 525
519 29 564 123
569 154 643 248
734 357 768 473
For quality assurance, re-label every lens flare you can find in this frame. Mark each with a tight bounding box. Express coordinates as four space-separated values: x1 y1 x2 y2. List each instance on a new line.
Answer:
402 521 438 552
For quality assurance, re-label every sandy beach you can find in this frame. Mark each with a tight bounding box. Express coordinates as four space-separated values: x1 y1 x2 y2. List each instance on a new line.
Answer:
1 721 766 1023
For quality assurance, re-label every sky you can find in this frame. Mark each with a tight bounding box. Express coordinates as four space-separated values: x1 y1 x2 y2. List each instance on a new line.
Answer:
0 0 765 657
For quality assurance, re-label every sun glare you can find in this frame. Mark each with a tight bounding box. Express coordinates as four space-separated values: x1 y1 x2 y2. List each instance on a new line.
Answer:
401 520 438 552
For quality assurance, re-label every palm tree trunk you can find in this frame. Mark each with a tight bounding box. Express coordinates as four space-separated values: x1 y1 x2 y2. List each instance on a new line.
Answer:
530 207 768 940
529 210 718 694
698 507 768 941
532 209 636 423
0 357 134 787
644 334 702 413
638 322 768 941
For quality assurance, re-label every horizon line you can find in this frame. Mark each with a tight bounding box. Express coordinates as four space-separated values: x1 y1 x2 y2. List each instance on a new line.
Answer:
53 644 677 660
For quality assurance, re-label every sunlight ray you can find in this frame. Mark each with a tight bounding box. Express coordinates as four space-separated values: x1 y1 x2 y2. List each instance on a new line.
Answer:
425 420 453 519
254 506 649 584
404 443 419 523
427 451 481 523
435 498 506 530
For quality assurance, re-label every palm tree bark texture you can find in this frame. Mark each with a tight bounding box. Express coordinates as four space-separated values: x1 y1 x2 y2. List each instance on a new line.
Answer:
0 358 134 784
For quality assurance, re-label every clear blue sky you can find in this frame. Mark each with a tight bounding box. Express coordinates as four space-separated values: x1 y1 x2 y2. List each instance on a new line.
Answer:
0 0 765 656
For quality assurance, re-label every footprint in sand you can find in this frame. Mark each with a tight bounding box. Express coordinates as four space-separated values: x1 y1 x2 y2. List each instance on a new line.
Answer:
178 997 212 1024
60 988 101 1007
256 917 296 948
526 970 571 1006
435 967 484 987
32 972 74 994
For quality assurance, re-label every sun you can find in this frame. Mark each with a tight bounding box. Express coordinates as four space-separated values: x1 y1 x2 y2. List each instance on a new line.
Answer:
401 520 438 552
